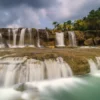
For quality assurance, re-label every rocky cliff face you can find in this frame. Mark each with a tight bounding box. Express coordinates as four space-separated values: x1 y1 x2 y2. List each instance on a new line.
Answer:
75 30 100 46
0 28 100 48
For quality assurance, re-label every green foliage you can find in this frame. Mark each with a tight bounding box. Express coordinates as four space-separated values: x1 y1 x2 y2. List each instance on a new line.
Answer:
52 20 73 31
52 7 100 31
74 7 100 30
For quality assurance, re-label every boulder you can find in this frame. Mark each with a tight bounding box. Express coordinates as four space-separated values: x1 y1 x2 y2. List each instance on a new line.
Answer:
94 37 100 45
84 38 94 46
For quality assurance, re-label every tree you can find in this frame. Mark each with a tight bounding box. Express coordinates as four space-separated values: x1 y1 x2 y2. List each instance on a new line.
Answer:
52 7 100 31
52 21 58 29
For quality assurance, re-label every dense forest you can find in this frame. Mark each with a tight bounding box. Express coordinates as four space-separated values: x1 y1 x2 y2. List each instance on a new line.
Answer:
52 7 100 31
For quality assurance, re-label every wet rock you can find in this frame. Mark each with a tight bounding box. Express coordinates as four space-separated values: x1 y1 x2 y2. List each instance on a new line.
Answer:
84 38 94 46
94 37 100 45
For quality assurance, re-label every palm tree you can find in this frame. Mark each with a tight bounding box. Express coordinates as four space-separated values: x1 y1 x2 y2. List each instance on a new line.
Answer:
52 21 58 29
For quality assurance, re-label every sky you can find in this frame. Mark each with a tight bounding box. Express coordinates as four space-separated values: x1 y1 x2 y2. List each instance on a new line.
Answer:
0 0 100 28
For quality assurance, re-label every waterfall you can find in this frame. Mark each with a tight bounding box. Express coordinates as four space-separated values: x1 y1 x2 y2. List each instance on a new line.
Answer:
0 33 2 43
88 59 98 73
19 28 26 47
12 28 18 47
55 32 65 47
25 59 45 82
37 30 41 48
0 57 73 87
96 57 100 69
8 29 11 44
68 31 77 47
0 33 5 48
28 28 35 47
44 57 73 79
0 57 27 87
28 28 32 45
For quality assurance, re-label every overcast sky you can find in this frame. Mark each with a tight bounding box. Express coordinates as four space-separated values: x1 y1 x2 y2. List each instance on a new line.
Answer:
0 0 100 28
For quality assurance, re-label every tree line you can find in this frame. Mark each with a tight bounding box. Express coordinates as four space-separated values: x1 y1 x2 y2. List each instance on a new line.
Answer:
52 7 100 31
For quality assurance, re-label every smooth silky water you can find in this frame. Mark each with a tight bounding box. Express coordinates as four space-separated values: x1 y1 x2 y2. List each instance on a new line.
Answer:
0 58 100 100
35 73 100 100
0 74 100 100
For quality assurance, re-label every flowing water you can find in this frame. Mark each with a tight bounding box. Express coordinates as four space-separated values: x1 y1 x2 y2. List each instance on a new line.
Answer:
28 28 35 47
0 33 4 48
8 29 11 44
12 29 18 47
19 28 26 47
37 30 41 48
28 28 32 45
68 31 77 47
0 29 79 48
56 32 65 47
0 57 73 87
88 59 98 73
1 74 100 100
0 56 100 100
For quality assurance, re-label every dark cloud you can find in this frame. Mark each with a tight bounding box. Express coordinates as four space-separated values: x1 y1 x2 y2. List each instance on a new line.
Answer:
0 0 100 28
0 5 41 28
0 0 57 9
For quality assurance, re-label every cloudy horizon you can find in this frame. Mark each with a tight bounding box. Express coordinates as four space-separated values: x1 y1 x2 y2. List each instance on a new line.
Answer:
0 0 100 28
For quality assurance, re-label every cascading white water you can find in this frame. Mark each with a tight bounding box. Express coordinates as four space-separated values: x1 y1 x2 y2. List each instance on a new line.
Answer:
37 30 41 48
0 33 2 46
0 57 27 87
68 31 77 47
8 29 11 44
88 59 98 73
96 57 100 69
56 32 65 47
28 28 32 45
0 33 5 48
44 57 73 79
12 28 18 47
25 59 45 82
19 28 26 47
28 28 35 47
0 33 2 43
0 57 73 87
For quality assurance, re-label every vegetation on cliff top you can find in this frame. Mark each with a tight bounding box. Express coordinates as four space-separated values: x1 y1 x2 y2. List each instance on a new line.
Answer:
52 7 100 31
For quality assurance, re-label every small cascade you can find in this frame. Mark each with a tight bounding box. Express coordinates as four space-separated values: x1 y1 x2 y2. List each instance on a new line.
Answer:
55 32 65 47
28 28 35 47
0 57 27 87
0 33 3 43
0 33 5 48
96 57 100 69
19 28 26 47
28 28 32 45
37 30 41 48
8 29 11 44
88 59 98 73
57 57 73 76
12 28 18 47
68 31 77 47
0 57 73 87
25 59 45 82
44 57 73 79
0 33 3 46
